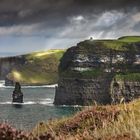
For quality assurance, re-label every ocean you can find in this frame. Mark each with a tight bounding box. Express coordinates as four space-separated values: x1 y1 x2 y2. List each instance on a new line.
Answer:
0 81 79 130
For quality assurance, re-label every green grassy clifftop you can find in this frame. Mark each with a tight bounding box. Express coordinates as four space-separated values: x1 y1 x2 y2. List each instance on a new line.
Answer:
55 36 140 105
59 36 140 78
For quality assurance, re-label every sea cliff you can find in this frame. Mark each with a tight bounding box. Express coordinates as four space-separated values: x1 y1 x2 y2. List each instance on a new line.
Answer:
54 36 140 105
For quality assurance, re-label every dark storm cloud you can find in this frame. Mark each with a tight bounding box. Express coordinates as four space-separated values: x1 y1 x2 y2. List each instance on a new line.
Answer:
0 0 139 40
133 21 140 32
0 0 139 27
0 0 140 55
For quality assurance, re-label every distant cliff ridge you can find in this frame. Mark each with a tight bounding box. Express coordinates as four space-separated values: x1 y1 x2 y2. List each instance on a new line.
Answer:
0 50 65 86
0 56 26 80
54 36 140 105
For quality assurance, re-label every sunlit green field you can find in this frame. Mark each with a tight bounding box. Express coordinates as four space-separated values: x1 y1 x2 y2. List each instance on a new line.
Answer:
8 49 65 85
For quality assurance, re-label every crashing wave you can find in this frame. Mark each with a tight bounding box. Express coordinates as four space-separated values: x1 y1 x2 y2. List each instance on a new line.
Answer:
0 98 54 106
0 80 58 89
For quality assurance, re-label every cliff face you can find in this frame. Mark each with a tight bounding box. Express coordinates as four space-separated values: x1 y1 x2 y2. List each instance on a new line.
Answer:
0 56 26 80
54 36 140 105
111 80 140 103
55 77 112 105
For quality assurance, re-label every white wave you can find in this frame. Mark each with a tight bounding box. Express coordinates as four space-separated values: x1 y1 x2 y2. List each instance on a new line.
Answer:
1 86 14 89
22 101 36 105
38 98 54 105
60 105 83 107
0 100 54 105
5 84 58 89
40 98 52 101
0 101 35 105
0 101 12 105
39 101 53 105
0 80 5 88
0 101 83 107
22 84 58 88
0 80 58 89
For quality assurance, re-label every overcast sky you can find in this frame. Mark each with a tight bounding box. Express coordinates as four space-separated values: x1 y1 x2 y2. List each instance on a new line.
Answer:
0 0 140 56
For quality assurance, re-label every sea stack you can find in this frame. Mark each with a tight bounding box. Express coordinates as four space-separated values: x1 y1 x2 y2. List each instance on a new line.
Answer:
12 82 23 103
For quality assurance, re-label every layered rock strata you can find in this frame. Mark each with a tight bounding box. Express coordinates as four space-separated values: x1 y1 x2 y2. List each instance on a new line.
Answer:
54 37 140 105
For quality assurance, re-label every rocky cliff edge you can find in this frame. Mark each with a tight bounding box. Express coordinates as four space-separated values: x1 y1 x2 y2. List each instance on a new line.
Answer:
54 36 140 105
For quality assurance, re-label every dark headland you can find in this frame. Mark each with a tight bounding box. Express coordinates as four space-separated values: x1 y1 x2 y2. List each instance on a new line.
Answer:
54 36 140 105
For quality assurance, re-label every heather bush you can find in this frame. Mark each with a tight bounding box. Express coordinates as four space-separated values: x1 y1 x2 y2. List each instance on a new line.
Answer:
0 123 28 140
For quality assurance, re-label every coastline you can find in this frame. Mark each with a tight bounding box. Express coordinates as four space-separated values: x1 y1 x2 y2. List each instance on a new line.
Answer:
0 80 58 88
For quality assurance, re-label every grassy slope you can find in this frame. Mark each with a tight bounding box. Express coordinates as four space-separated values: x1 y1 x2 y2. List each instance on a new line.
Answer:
97 36 140 51
8 49 65 85
118 36 140 42
95 40 128 51
115 73 140 82
93 36 140 51
32 99 140 140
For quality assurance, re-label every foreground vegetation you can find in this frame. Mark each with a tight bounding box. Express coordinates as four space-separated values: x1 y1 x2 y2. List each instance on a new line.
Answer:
115 72 140 82
32 99 140 140
0 99 140 139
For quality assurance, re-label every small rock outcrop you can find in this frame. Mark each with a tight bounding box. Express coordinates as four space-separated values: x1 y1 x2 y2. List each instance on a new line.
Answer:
12 82 23 103
54 36 140 105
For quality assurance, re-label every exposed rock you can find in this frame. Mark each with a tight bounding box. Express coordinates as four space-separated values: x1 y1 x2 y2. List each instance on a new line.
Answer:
54 77 112 105
54 37 140 105
12 82 23 103
111 80 140 103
